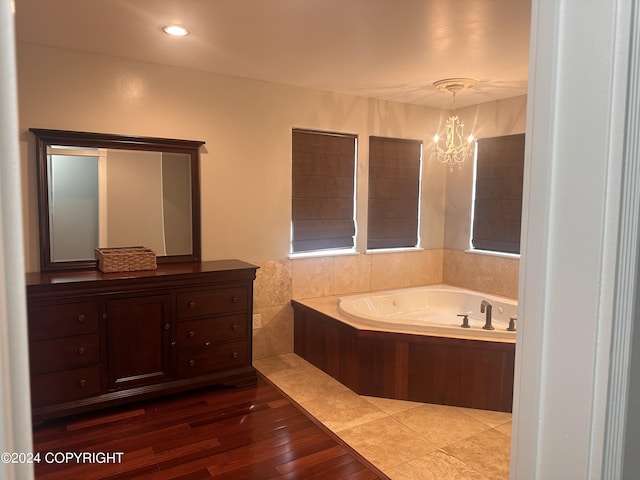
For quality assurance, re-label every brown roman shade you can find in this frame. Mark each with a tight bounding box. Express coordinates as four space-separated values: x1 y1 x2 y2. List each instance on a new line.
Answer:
472 133 525 254
367 136 422 249
291 129 356 253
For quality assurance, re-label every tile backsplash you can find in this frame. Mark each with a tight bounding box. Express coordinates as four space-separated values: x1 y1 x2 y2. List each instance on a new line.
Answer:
443 249 519 299
251 248 518 360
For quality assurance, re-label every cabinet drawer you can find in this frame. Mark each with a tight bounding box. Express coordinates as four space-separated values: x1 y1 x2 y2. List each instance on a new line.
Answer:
29 302 99 341
31 366 101 407
176 314 247 347
30 334 99 374
176 287 248 319
177 341 248 377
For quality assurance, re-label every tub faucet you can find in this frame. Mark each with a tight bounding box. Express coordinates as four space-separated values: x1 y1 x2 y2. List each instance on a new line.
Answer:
457 314 470 329
480 300 494 330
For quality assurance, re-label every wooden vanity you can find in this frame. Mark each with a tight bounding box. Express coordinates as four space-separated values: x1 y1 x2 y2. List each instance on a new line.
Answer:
26 260 258 422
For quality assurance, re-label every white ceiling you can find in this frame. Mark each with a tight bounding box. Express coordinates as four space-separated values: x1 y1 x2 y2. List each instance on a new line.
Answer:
14 0 532 109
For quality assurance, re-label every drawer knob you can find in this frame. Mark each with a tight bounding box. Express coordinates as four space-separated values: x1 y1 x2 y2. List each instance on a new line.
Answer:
79 379 87 387
188 360 196 367
232 351 239 359
231 324 238 331
204 341 211 346
232 296 240 303
164 323 171 330
188 301 196 309
78 347 86 355
77 314 86 322
188 330 196 338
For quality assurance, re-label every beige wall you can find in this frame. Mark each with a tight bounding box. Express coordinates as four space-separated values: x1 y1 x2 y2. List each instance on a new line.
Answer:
105 149 166 254
18 43 446 270
17 43 525 359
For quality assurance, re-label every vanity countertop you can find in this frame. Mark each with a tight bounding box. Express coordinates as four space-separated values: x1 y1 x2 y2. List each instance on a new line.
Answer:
26 259 258 288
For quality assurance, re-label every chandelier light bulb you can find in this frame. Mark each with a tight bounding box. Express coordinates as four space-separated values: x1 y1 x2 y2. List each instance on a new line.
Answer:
162 25 190 37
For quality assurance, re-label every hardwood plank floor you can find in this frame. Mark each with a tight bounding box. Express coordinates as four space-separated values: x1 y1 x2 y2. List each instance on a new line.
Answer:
32 375 388 479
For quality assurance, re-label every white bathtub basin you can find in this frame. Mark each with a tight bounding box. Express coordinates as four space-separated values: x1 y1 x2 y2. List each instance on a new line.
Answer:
338 285 518 340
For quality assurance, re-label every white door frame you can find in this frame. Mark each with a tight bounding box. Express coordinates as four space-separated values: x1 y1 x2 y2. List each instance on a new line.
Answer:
513 0 638 477
0 1 34 479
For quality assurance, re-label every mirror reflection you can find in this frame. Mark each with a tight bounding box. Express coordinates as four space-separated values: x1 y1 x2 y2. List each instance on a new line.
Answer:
48 146 193 262
32 129 203 271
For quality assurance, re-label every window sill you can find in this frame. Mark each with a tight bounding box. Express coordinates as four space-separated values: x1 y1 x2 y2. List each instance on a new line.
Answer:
288 249 359 260
365 247 424 254
288 246 426 259
464 249 520 259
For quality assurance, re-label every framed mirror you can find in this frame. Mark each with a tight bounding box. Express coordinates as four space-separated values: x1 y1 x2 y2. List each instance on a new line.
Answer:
31 128 204 272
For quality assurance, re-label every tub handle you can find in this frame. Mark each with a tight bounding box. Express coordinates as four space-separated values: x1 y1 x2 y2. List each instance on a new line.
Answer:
457 314 471 329
507 317 517 332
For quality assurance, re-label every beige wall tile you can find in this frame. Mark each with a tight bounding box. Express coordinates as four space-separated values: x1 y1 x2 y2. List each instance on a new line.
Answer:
402 250 430 287
291 257 335 299
333 254 371 295
252 304 294 360
426 249 445 284
402 249 444 286
370 252 406 291
513 260 520 297
252 259 292 308
443 249 519 299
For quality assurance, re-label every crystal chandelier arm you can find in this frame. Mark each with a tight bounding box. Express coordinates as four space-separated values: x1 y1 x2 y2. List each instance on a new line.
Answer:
454 118 466 146
446 116 456 148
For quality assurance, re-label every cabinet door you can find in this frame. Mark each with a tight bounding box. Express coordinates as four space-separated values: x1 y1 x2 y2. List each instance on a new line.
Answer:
106 295 172 390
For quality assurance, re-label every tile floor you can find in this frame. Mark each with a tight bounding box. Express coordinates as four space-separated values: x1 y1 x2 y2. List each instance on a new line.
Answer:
254 353 512 480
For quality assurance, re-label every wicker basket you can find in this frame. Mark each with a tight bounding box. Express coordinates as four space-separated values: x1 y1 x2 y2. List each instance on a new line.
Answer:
95 246 157 273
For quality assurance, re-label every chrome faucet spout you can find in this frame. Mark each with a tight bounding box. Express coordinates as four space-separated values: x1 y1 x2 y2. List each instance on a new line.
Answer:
480 300 494 330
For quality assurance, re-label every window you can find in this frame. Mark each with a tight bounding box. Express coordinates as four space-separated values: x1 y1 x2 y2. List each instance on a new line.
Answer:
471 133 525 254
291 129 357 254
367 136 422 250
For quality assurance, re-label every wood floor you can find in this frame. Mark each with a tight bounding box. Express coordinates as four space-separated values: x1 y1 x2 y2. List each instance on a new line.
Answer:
32 375 388 479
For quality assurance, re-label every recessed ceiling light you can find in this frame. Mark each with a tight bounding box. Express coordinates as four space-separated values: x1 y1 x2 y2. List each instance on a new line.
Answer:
162 25 190 37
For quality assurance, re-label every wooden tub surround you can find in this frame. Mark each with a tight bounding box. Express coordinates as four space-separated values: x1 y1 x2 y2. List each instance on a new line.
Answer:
292 297 516 412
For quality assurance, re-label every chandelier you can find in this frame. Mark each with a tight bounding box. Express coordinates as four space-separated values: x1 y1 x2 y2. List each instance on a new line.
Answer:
432 78 476 171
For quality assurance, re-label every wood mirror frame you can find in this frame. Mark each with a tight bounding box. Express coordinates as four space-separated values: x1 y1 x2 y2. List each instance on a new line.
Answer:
31 128 203 272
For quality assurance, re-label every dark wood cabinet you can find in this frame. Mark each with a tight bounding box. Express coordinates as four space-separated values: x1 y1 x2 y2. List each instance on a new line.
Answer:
173 286 251 378
26 260 258 422
105 294 173 390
